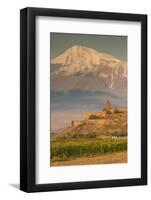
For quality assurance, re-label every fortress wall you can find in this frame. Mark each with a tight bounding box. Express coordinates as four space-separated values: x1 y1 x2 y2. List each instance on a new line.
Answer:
71 120 83 127
114 108 127 112
84 112 94 120
84 112 106 120
118 108 127 112
87 119 107 126
84 112 103 120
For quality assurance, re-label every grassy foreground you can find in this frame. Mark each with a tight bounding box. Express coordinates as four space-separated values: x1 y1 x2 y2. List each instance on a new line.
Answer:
50 137 127 166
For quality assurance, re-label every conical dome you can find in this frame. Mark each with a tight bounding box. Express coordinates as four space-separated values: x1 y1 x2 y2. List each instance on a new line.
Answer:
104 100 112 111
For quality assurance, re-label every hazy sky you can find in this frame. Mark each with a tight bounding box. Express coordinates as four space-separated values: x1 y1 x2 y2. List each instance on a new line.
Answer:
50 32 127 61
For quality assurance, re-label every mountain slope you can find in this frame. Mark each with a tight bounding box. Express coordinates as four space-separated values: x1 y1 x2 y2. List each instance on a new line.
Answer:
51 45 127 93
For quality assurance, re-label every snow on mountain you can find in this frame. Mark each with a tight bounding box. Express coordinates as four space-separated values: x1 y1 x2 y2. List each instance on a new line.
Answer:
50 45 127 92
52 45 115 66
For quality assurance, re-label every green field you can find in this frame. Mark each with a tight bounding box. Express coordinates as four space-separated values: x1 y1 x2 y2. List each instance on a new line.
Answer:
50 137 127 164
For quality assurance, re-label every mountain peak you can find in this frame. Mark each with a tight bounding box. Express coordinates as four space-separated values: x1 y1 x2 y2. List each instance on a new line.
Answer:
65 44 89 54
51 45 117 67
70 44 85 49
50 45 127 92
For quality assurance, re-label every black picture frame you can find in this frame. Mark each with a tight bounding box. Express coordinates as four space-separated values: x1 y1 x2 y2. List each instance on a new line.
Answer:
20 7 147 193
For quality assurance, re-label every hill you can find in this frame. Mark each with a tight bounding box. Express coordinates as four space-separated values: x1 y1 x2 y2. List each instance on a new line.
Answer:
51 107 127 140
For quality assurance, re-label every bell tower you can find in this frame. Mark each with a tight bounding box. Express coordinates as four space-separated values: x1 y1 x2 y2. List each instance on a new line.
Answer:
103 100 112 111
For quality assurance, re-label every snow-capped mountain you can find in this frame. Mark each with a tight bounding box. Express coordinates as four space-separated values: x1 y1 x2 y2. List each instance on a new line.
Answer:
51 45 127 93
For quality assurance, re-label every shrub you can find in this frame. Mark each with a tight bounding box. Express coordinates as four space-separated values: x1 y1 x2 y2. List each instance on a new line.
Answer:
86 132 97 138
106 110 112 114
114 108 120 114
112 130 127 137
88 114 101 120
71 132 97 139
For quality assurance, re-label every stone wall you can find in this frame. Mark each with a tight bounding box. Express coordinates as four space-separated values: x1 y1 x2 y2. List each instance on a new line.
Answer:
71 120 83 127
84 111 106 120
87 119 107 126
72 108 127 127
